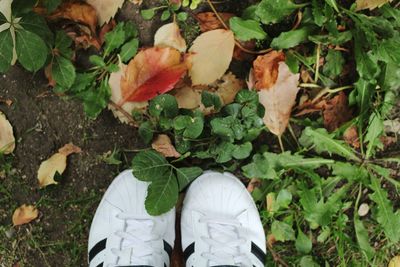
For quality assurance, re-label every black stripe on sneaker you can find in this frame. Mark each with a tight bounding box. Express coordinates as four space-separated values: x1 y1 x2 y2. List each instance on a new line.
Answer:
89 238 107 262
251 242 266 264
163 240 173 259
95 263 103 267
183 242 195 262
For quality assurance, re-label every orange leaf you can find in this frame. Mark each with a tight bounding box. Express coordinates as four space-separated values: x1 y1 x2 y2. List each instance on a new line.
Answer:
323 92 353 132
343 125 360 149
47 2 98 34
120 47 187 103
152 134 181 158
12 205 39 226
253 50 286 90
196 12 234 32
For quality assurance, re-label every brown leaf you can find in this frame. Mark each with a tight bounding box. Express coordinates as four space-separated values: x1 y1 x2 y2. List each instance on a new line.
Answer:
356 0 392 11
246 178 261 193
152 135 181 158
12 205 39 226
174 85 201 109
196 12 234 32
87 0 125 25
0 97 13 106
389 255 400 267
0 111 15 154
323 92 352 132
253 51 286 90
47 2 98 34
37 143 81 188
154 22 187 52
343 125 360 149
258 61 300 136
99 20 116 45
214 72 243 105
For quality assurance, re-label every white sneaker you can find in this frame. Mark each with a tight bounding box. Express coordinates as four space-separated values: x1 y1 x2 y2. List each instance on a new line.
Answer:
88 170 175 267
181 171 266 267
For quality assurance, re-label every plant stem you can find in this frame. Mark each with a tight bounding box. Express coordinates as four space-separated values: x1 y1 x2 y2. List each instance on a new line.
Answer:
314 43 321 83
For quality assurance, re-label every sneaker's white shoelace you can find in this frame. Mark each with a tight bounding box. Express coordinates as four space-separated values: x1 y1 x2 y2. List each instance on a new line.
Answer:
109 213 163 266
199 216 252 266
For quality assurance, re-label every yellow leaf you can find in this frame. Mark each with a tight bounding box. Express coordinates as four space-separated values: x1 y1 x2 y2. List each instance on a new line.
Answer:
389 256 400 267
258 61 300 136
189 29 235 85
87 0 125 25
356 0 392 10
37 143 81 188
174 86 202 109
154 22 187 53
12 204 39 226
151 134 181 158
0 111 15 154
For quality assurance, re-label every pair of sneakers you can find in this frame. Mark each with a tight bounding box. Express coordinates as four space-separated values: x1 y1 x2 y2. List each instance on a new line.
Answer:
88 170 266 267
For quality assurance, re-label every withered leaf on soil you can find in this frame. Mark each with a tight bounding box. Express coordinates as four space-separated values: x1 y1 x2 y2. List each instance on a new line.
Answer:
254 51 300 137
87 0 125 26
47 2 98 34
37 143 81 188
154 22 187 53
189 29 235 85
12 204 39 226
343 125 360 149
356 0 392 10
120 47 188 103
322 92 352 132
196 12 234 32
151 134 181 158
389 256 400 267
0 111 15 154
109 63 148 124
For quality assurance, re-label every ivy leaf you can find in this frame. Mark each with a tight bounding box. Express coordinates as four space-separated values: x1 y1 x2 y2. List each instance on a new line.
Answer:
52 55 76 89
149 94 178 118
323 49 344 78
295 229 312 254
201 91 222 110
271 27 313 49
232 142 252 159
145 168 179 215
369 176 400 243
271 220 295 241
0 30 13 73
255 0 307 25
138 121 154 144
176 167 203 190
174 115 204 139
15 28 48 72
229 17 267 41
299 127 361 162
354 217 375 260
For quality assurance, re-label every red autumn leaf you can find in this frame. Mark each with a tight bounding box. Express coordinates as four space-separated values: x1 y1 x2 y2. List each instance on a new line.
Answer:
120 47 188 103
253 51 286 90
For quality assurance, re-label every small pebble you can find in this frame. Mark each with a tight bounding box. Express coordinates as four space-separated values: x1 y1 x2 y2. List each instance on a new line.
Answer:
358 203 369 217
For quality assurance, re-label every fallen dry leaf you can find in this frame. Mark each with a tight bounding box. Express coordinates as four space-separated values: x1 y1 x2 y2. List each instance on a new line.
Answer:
87 0 125 26
253 51 286 90
0 111 15 154
267 234 276 247
12 204 39 226
154 22 187 53
356 0 392 10
389 256 400 267
196 12 234 32
109 63 148 124
323 92 352 132
215 72 243 105
120 47 188 103
152 134 181 158
130 0 143 4
258 61 300 137
247 178 261 193
0 97 13 106
266 192 276 213
37 143 81 188
189 29 235 85
48 2 98 34
174 86 201 109
343 125 360 148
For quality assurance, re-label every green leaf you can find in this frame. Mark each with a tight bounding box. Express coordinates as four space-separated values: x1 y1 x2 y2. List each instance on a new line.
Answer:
201 91 222 110
299 256 320 267
15 29 48 72
235 90 259 104
68 72 96 94
271 220 295 242
42 0 62 12
141 8 156 20
0 30 13 73
52 55 76 89
120 38 139 63
176 167 202 190
324 0 339 12
89 55 106 67
138 121 154 144
331 162 369 184
255 0 306 25
79 78 111 118
323 50 344 78
104 22 126 56
12 0 36 15
354 217 375 260
299 127 360 162
276 189 292 208
174 115 204 139
19 12 53 44
365 113 384 159
232 142 252 159
161 10 171 21
132 150 170 181
149 94 178 118
145 169 178 215
123 21 138 40
369 176 400 243
177 12 188 21
271 27 313 49
285 51 299 73
295 229 312 254
309 31 352 45
54 31 73 58
229 17 267 41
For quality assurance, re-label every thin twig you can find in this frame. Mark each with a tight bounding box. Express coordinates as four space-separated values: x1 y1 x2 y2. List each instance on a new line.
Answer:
108 101 139 127
288 123 299 147
267 244 289 267
292 10 302 30
206 0 272 55
314 43 321 83
278 135 285 152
